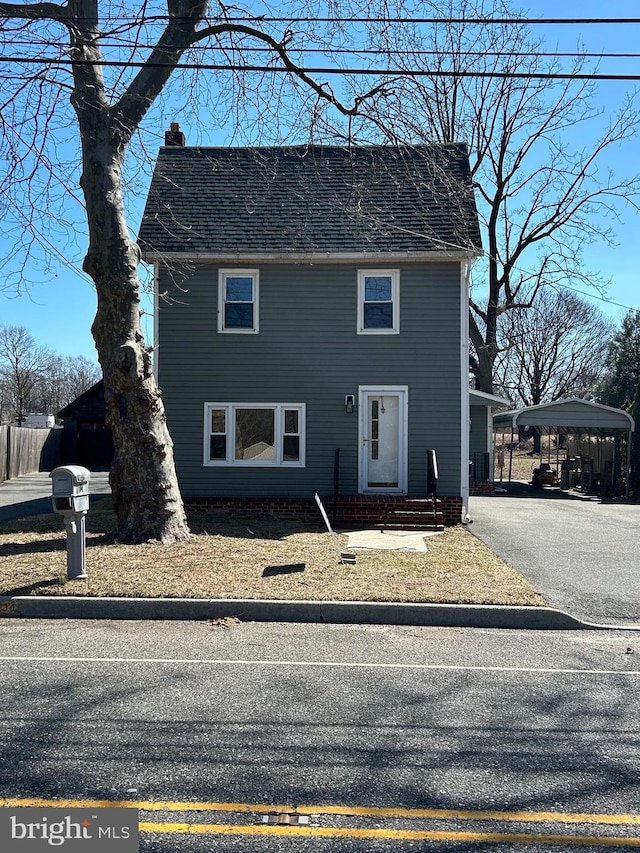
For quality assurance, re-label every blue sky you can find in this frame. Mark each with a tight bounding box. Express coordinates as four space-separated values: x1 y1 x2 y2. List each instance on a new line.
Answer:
1 0 638 363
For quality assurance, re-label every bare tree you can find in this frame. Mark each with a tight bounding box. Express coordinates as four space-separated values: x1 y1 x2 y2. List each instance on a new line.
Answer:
0 325 53 423
0 0 378 542
347 0 640 392
493 288 613 409
35 354 101 414
0 324 100 420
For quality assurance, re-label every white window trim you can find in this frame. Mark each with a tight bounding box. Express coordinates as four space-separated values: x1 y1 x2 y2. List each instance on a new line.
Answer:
218 269 260 333
357 269 400 335
203 403 306 467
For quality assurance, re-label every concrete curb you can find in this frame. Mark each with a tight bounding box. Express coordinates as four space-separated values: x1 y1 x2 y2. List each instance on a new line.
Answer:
1 595 637 630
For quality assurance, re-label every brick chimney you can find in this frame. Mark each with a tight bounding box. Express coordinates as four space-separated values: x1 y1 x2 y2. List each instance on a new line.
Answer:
164 122 185 147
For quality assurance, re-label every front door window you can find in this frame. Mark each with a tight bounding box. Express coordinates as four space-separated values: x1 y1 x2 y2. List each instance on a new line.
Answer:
367 395 399 487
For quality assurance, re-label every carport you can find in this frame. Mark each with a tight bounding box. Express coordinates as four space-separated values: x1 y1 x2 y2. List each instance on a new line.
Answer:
492 397 635 496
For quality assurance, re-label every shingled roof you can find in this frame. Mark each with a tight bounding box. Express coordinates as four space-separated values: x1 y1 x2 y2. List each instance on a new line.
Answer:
138 143 482 258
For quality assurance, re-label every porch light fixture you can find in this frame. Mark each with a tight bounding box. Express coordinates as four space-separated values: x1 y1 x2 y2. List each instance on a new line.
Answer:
344 395 355 414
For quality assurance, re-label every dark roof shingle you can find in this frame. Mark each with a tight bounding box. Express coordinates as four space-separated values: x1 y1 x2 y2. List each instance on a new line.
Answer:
138 143 482 257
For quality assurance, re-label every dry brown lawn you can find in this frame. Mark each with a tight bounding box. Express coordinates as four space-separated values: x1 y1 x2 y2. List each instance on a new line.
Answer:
494 442 563 484
497 451 537 483
0 502 545 607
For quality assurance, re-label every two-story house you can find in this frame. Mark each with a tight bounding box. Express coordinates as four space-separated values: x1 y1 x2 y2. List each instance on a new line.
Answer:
138 127 482 526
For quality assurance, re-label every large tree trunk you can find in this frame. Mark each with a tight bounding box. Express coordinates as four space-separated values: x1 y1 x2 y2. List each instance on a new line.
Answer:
469 310 495 394
79 121 189 543
65 0 196 543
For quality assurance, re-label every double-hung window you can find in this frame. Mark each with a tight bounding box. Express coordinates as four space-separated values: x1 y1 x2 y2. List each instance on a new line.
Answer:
218 269 259 333
357 269 400 334
204 403 305 466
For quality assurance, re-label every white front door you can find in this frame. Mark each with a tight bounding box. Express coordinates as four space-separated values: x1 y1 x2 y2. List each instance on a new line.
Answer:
359 386 408 493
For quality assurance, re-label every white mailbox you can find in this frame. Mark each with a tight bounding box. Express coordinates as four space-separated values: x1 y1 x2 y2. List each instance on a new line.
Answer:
50 465 90 515
49 465 91 580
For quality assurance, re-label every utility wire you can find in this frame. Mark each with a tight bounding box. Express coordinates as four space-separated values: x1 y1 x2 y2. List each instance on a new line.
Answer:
4 15 640 24
4 55 640 80
7 39 640 60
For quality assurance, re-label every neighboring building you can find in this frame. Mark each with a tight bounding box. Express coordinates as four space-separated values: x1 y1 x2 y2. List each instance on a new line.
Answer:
23 414 55 429
138 130 482 525
56 380 113 469
469 389 511 494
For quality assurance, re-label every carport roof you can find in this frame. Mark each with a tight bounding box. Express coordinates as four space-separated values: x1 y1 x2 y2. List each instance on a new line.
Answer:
492 397 635 433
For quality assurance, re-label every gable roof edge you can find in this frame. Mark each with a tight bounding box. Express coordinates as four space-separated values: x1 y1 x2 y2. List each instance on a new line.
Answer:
142 249 482 264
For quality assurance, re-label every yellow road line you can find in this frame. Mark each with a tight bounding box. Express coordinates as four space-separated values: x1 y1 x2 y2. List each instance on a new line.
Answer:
140 821 640 846
295 804 640 827
3 797 640 827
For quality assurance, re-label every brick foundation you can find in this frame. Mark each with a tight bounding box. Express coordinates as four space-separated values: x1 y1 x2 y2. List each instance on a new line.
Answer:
184 495 318 521
469 481 496 496
439 497 464 526
184 494 464 527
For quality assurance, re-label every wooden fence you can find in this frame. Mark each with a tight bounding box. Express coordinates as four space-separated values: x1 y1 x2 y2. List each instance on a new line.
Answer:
0 425 62 483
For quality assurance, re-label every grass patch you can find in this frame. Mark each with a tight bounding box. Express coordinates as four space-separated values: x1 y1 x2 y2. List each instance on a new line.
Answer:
0 504 545 607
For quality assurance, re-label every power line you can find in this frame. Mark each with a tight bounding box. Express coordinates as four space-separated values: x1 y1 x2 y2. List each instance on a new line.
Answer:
5 15 640 24
549 282 637 314
7 39 640 61
0 56 640 82
4 55 640 80
210 17 640 25
4 13 640 37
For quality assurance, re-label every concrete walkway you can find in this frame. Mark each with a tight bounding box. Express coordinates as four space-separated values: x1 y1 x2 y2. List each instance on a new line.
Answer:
470 484 640 627
344 528 442 552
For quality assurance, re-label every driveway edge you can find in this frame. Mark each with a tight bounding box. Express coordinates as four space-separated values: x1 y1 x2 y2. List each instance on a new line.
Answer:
1 596 636 630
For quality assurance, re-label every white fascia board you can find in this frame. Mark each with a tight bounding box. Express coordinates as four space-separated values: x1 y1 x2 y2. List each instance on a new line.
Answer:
460 258 470 518
469 389 511 408
142 249 483 264
152 261 159 383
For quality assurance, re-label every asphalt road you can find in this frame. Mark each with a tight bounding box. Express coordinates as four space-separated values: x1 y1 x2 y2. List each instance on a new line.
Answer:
470 488 640 626
1 620 639 851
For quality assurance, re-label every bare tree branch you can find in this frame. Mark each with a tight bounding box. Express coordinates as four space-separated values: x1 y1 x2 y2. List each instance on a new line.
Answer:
0 1 66 21
347 0 640 391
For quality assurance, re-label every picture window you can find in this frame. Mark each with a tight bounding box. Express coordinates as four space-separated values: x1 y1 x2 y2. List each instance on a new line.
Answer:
204 403 305 466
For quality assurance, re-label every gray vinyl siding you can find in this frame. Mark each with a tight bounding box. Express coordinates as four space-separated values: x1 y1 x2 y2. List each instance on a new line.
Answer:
156 261 463 497
469 406 489 459
469 405 491 482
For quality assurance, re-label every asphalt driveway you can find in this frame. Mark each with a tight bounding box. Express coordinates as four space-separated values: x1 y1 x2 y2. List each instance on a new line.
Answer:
0 471 111 523
470 484 640 626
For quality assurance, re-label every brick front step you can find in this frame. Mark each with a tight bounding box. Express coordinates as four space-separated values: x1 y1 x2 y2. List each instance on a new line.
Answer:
340 515 444 531
332 496 459 529
381 512 444 528
371 519 444 531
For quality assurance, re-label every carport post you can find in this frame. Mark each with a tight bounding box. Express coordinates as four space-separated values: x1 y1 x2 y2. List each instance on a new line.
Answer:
508 427 514 482
626 429 632 498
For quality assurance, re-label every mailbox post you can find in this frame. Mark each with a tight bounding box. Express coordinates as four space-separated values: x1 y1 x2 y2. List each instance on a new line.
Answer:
50 465 91 580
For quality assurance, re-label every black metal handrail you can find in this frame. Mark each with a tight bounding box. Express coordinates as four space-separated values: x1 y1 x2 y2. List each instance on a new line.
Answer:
332 447 341 521
426 449 438 513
